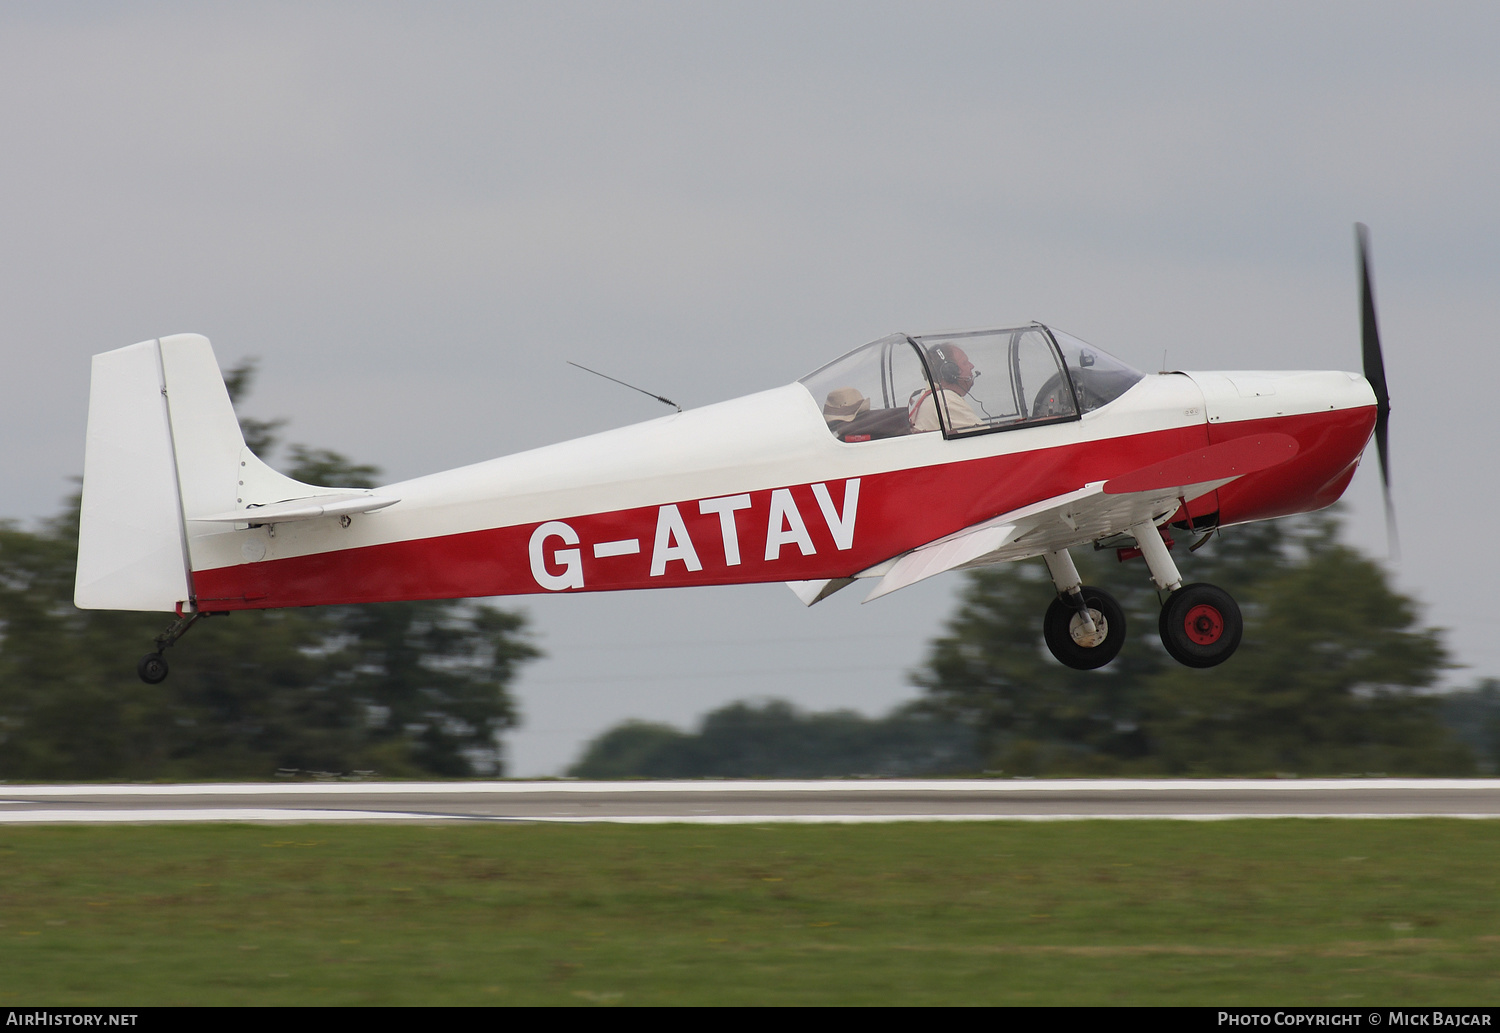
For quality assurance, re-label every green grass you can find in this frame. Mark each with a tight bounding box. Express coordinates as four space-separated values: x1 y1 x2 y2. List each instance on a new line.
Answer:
2 820 1499 1005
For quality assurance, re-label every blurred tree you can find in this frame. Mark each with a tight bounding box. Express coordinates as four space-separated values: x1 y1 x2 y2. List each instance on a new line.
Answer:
0 362 539 780
222 358 286 457
284 445 382 490
1439 678 1500 774
568 700 979 779
913 511 1471 776
1144 514 1462 775
568 721 690 779
906 556 1156 775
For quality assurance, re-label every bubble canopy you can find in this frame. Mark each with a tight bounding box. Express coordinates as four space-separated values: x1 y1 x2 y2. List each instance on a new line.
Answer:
799 324 1145 441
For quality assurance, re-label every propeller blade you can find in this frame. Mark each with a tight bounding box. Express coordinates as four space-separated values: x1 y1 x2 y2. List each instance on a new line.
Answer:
1356 223 1398 558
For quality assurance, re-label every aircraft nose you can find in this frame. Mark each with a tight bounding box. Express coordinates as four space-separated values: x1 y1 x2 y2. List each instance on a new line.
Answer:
1183 370 1377 426
1182 369 1380 526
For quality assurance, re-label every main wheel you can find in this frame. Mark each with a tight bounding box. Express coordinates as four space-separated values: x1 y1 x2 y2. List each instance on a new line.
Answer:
137 652 169 684
1043 586 1126 670
1159 583 1243 668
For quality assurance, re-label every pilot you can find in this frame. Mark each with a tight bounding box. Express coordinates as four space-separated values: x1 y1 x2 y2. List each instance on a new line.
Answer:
910 343 982 432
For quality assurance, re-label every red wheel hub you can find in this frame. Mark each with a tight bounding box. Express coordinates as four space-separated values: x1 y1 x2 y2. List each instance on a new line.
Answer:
1183 604 1224 645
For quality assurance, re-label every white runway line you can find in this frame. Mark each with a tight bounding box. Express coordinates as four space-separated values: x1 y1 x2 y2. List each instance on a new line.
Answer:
3 810 1500 825
4 778 1500 797
0 809 434 823
509 813 1500 824
5 781 1500 824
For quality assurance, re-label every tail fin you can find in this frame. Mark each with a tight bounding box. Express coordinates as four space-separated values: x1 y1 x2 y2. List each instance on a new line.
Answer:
74 334 340 612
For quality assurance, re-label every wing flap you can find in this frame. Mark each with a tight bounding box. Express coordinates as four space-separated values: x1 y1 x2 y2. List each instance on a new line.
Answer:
862 523 1022 602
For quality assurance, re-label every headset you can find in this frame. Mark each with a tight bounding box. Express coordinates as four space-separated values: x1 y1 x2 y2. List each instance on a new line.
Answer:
929 343 963 384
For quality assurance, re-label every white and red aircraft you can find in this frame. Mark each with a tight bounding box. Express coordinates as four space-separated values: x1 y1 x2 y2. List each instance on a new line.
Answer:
75 228 1393 683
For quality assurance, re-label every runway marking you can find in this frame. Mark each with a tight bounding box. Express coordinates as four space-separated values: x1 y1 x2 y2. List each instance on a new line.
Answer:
4 778 1500 797
6 781 1500 824
3 810 1500 825
0 803 438 821
0 809 435 823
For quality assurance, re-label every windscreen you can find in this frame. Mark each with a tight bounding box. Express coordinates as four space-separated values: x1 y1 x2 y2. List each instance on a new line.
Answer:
1046 327 1145 412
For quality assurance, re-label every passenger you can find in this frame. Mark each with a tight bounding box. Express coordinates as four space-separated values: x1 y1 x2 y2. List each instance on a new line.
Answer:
910 343 982 432
822 387 870 431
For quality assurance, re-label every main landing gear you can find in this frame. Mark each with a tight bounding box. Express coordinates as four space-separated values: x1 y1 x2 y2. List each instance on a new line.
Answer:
1158 583 1242 668
136 609 218 684
1041 550 1127 669
1041 520 1243 671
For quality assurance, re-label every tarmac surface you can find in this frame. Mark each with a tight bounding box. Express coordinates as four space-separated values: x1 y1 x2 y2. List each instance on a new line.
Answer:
4 779 1500 823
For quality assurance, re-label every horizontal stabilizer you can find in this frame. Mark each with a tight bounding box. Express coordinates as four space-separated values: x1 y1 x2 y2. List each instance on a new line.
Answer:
1104 434 1298 495
194 493 400 524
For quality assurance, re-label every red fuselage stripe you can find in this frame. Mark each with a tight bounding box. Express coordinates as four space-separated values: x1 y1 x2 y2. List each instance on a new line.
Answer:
192 407 1375 609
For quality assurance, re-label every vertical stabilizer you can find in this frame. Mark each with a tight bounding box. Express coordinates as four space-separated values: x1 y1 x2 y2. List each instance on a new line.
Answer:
76 334 353 613
159 335 248 524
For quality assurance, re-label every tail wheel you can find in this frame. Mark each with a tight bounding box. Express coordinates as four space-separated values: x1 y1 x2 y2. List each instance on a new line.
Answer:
1159 583 1243 668
137 652 169 684
1043 586 1126 670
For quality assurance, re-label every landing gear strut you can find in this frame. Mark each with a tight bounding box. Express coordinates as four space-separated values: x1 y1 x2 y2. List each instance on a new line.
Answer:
136 610 215 684
1041 550 1126 670
1125 518 1243 668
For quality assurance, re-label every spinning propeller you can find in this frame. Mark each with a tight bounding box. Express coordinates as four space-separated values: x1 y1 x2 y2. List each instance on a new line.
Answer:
1356 222 1399 558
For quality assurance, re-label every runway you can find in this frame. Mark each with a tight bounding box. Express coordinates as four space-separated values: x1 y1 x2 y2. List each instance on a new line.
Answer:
4 779 1500 824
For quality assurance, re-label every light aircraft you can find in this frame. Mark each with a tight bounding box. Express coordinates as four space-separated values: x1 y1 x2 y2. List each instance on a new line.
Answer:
75 227 1393 683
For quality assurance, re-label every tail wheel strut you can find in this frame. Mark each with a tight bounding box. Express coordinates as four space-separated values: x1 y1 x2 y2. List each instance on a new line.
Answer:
136 610 218 684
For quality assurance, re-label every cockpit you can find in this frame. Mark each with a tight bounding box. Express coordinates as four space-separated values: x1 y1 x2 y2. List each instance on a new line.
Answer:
798 324 1145 442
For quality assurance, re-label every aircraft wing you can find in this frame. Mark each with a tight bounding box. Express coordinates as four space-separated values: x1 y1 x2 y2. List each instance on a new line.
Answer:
852 432 1298 602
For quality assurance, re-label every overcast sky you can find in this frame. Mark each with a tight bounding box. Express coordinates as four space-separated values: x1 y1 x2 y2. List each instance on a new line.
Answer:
4 2 1498 774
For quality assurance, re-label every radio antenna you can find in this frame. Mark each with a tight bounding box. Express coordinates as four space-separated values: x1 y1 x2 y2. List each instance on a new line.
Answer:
567 361 681 413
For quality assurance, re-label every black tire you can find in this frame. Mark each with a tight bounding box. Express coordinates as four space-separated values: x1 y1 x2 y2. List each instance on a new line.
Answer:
1159 583 1243 668
1043 586 1126 670
137 652 169 684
